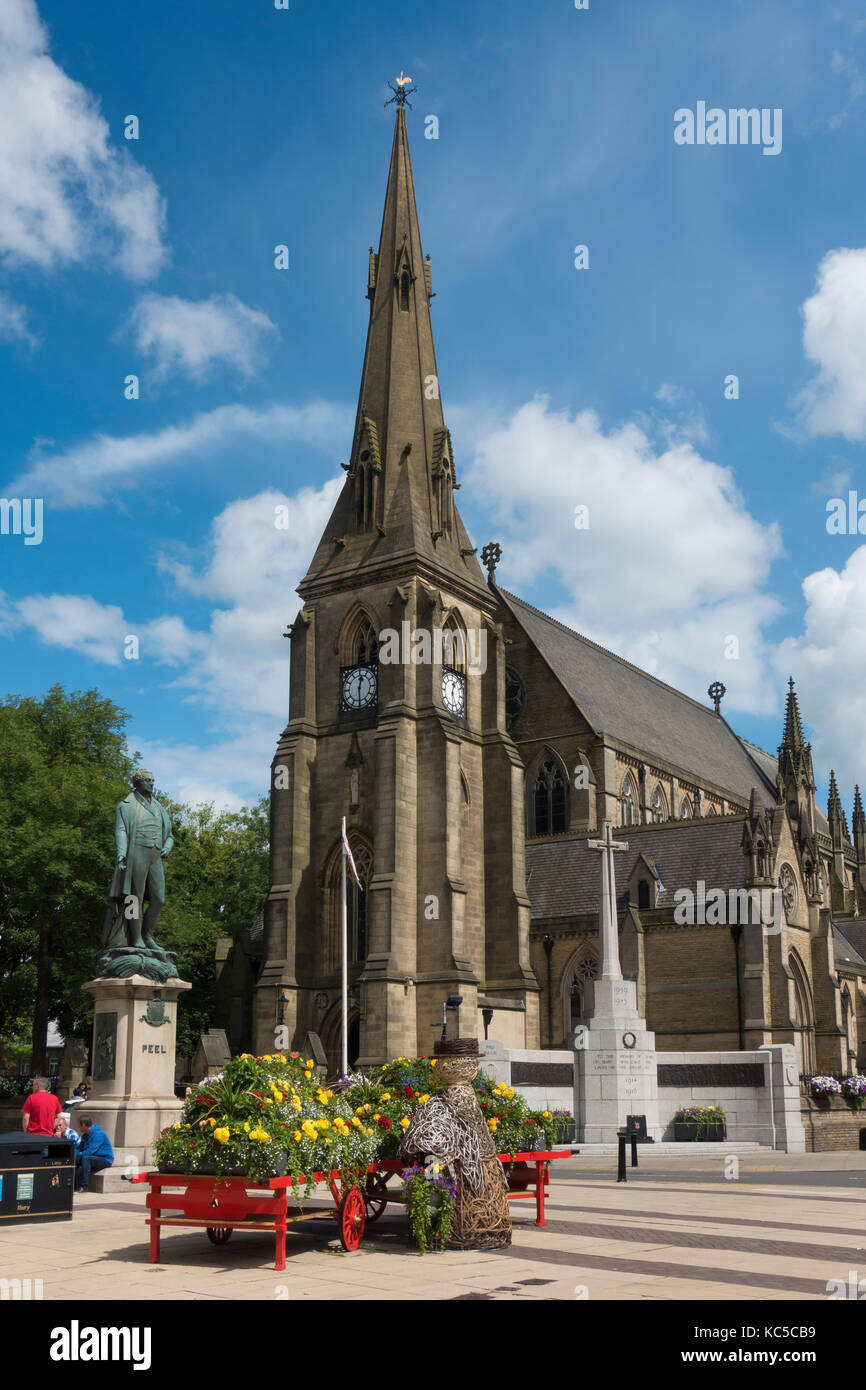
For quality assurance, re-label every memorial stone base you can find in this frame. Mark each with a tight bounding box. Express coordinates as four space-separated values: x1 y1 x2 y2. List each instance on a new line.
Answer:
81 973 191 1169
575 979 661 1144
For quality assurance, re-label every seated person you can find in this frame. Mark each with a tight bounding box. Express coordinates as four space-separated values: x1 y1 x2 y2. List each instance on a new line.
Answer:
53 1112 79 1145
75 1118 114 1192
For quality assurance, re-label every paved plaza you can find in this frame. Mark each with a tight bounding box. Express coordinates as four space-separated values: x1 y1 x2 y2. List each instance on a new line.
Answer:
2 1150 864 1302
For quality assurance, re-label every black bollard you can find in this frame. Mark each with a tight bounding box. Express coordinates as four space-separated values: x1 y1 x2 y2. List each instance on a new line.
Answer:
631 1133 639 1168
617 1131 627 1182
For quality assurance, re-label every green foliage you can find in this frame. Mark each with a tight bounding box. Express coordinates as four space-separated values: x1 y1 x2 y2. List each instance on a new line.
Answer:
0 685 135 1053
401 1164 456 1253
0 683 269 1063
150 796 269 1054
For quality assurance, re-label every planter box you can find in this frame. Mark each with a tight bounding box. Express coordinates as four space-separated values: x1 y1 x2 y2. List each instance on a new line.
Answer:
674 1120 727 1142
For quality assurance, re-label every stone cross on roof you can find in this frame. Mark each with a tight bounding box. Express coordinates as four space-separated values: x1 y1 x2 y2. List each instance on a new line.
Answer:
587 820 629 982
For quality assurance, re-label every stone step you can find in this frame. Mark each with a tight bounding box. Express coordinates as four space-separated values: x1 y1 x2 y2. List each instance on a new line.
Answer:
565 1141 772 1156
87 1169 139 1194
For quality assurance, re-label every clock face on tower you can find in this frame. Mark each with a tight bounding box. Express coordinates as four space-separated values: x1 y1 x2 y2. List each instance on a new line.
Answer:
340 663 378 712
442 666 466 717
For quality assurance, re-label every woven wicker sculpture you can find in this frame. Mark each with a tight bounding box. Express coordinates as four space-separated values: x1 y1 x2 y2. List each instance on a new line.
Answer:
397 1038 512 1249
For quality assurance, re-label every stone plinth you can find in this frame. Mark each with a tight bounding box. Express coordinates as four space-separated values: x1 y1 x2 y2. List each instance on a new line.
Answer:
81 973 191 1168
575 979 661 1143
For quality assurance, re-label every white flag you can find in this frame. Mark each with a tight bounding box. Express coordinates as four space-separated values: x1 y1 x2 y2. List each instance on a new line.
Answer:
342 825 363 890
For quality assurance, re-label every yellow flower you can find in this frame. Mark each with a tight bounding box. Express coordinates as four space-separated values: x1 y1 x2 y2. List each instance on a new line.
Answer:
243 1122 250 1133
293 1130 302 1143
351 1117 362 1128
506 1088 515 1099
430 1059 437 1067
173 1122 181 1130
305 1059 314 1069
208 1117 216 1126
381 1092 391 1102
373 1113 381 1122
400 1117 410 1130
262 1055 272 1062
542 1110 551 1119
324 1137 333 1145
273 1090 283 1103
214 1127 230 1144
419 1094 430 1104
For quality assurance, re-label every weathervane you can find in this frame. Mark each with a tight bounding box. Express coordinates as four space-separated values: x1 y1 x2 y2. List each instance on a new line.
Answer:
385 72 417 109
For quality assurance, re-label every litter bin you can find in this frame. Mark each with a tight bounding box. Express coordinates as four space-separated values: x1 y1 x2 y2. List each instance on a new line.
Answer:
0 1132 75 1224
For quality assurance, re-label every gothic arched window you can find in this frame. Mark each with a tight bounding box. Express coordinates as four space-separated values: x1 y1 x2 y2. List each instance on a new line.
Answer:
569 957 598 1030
533 757 567 837
354 618 378 665
620 776 636 826
679 795 693 820
651 785 668 823
326 837 373 970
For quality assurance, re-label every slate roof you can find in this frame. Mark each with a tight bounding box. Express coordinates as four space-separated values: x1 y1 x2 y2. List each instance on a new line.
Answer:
833 921 866 969
527 819 748 922
499 590 778 807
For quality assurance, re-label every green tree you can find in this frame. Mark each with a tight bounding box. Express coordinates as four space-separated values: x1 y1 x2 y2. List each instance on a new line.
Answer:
153 796 269 1055
0 686 135 1070
0 684 270 1069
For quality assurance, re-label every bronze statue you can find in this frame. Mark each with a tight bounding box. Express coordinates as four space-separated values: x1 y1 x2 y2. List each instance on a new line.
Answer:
97 770 179 982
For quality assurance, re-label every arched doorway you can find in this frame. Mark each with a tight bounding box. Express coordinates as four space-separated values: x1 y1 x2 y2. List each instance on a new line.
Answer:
789 950 816 1075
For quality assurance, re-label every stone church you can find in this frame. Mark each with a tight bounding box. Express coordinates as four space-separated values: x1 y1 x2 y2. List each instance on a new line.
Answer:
240 106 866 1078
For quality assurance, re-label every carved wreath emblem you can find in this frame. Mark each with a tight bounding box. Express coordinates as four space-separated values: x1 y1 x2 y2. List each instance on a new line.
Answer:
139 994 170 1027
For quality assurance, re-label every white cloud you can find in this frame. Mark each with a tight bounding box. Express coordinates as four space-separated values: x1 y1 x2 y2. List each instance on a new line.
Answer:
135 728 276 812
7 399 350 507
0 0 166 279
0 291 36 347
791 248 866 440
13 592 205 668
7 478 341 799
128 292 278 383
467 397 783 712
775 546 866 781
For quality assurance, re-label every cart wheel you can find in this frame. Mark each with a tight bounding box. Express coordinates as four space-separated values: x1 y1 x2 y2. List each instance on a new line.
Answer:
339 1187 366 1251
364 1173 389 1223
206 1226 233 1245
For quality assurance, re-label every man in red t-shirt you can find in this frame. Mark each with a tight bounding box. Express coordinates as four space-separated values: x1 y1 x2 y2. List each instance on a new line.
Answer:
21 1077 62 1136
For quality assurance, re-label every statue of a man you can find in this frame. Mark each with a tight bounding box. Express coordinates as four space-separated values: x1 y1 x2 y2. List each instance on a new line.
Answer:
103 770 173 954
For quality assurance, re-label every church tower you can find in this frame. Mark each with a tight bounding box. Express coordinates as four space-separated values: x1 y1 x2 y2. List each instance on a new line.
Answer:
254 100 538 1066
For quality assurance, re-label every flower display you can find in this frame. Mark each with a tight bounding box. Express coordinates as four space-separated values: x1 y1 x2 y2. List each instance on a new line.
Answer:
153 1052 380 1188
841 1075 866 1104
809 1075 843 1096
400 1164 457 1253
342 1056 569 1157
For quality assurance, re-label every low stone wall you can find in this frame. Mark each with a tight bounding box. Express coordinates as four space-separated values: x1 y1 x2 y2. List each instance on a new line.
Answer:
482 1042 806 1151
479 1043 574 1111
800 1096 866 1152
657 1051 772 1144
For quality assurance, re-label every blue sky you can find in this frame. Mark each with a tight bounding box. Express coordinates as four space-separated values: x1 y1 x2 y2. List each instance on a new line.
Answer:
2 0 866 811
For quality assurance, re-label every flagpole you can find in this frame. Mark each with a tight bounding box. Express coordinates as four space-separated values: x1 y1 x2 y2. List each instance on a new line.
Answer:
341 816 348 1077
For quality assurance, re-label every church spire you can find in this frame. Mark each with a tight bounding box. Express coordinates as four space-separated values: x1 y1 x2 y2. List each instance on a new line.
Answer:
780 676 805 755
776 676 815 825
828 769 850 841
299 98 487 604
